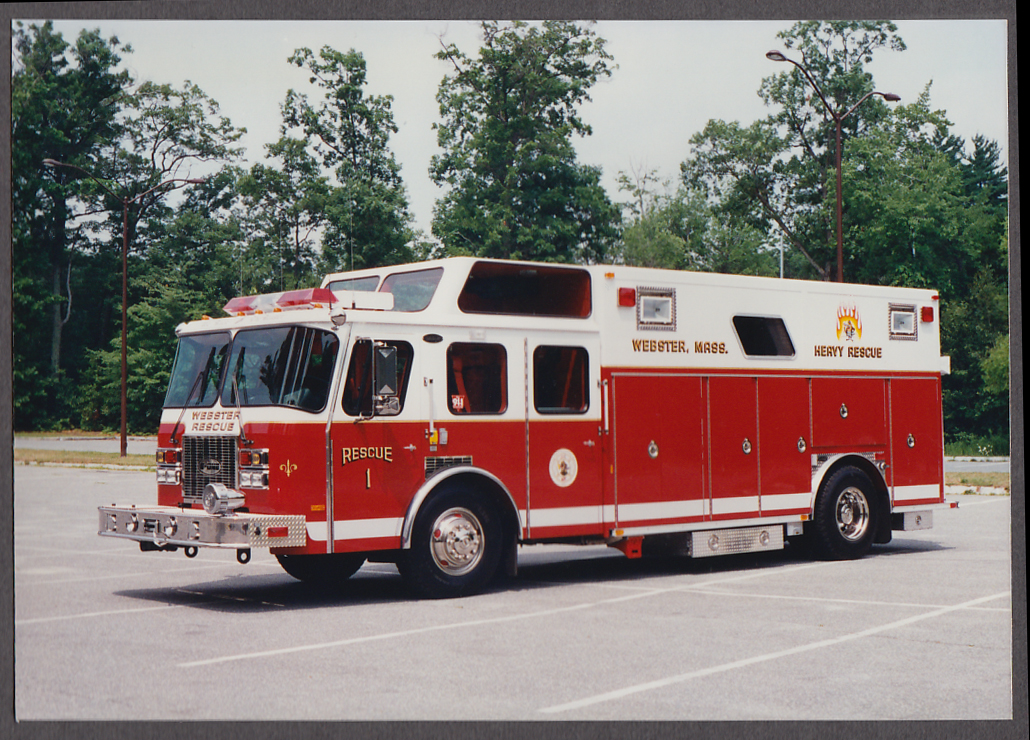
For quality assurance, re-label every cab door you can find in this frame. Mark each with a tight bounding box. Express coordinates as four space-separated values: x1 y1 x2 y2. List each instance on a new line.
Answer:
526 337 603 539
328 333 423 553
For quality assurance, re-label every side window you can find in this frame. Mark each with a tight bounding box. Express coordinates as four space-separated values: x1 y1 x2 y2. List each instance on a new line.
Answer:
342 340 414 417
732 315 796 358
447 343 507 415
534 346 589 414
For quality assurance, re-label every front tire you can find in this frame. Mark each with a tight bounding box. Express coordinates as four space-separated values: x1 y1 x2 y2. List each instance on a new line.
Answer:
276 552 365 586
399 485 502 599
810 465 878 560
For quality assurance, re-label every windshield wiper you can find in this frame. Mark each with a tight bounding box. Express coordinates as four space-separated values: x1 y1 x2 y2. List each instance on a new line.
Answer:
169 348 215 445
231 374 254 446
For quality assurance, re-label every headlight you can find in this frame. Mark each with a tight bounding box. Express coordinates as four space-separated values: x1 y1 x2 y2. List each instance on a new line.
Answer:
202 483 246 515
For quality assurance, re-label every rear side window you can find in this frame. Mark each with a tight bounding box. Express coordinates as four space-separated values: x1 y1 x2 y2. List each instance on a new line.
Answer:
534 346 589 414
447 343 507 414
457 261 591 318
732 316 795 357
380 268 444 312
326 275 380 292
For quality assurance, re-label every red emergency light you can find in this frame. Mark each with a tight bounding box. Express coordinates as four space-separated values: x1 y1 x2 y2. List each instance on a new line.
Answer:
276 288 336 308
223 288 337 316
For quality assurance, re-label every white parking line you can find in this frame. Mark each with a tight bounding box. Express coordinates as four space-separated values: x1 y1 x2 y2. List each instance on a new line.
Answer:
676 587 1011 612
177 561 838 669
538 590 1011 714
16 603 189 626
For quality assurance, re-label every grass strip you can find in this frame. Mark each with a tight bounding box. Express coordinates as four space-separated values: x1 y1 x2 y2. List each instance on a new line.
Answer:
14 449 155 468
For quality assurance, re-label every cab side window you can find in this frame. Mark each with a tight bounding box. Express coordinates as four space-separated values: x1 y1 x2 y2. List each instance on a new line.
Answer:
447 343 507 414
342 340 414 416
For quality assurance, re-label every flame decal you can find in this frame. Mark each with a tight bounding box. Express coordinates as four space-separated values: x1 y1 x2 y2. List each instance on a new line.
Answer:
837 304 862 341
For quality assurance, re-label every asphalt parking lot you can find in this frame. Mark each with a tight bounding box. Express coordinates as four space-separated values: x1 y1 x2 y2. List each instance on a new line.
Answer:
13 463 1016 723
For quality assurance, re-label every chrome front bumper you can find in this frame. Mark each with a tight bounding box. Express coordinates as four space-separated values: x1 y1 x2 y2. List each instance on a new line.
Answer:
98 504 307 550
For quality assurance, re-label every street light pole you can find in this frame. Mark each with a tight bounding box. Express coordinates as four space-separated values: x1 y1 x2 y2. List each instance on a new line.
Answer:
766 50 900 282
43 159 203 456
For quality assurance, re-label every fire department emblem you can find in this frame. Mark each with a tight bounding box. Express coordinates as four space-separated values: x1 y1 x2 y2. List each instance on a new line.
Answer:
837 304 862 342
549 448 578 488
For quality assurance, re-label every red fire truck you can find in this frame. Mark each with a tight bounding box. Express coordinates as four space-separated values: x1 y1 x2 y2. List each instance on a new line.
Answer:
99 257 955 598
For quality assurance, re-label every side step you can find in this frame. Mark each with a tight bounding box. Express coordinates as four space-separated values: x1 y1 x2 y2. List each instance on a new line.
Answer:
690 525 784 558
615 524 786 559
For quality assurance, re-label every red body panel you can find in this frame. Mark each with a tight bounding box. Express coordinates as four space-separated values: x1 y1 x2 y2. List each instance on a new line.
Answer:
889 377 945 504
811 377 887 449
708 376 760 519
757 376 812 514
611 373 706 527
157 370 943 552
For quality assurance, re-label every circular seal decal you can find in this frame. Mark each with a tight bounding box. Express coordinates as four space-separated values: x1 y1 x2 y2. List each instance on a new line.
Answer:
549 448 578 488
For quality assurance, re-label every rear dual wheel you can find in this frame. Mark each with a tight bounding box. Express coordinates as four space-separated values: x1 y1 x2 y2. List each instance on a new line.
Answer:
810 465 879 560
399 485 502 599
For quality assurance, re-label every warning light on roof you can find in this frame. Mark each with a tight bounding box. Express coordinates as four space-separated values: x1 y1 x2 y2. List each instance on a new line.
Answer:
618 287 636 307
222 288 337 316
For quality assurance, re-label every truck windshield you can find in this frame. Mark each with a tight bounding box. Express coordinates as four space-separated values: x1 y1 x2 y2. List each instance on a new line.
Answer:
163 333 231 408
221 326 339 412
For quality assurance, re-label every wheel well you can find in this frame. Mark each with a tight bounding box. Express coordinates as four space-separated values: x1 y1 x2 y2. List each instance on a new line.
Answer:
818 455 892 544
403 469 522 551
445 471 522 542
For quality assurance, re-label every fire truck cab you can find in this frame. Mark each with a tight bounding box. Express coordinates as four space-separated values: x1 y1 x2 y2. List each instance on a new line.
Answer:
99 257 954 598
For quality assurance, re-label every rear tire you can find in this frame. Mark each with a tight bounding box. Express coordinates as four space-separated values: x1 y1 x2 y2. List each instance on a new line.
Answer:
276 552 365 586
810 465 878 560
399 485 502 599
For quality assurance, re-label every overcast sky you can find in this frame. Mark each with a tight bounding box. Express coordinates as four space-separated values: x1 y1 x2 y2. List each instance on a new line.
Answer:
33 18 1010 238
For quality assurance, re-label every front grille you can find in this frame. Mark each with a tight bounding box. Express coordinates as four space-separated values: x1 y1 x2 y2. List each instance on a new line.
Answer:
182 436 238 503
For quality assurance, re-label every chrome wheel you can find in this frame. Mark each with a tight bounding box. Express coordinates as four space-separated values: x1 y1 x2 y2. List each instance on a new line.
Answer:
810 465 879 560
399 485 504 598
835 487 871 541
430 507 484 576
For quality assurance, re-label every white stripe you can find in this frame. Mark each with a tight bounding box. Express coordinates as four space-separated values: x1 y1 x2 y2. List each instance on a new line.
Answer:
539 590 1010 714
711 495 760 516
530 505 603 528
894 484 940 501
616 499 706 523
306 517 404 542
760 492 812 511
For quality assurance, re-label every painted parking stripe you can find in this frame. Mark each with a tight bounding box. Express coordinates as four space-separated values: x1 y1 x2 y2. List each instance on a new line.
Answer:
538 590 1010 714
177 561 837 668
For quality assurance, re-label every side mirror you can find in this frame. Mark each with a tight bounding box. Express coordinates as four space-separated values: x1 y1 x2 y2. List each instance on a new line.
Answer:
374 344 398 396
373 344 400 417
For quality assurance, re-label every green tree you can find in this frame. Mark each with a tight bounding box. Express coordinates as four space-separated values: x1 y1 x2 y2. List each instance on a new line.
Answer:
236 138 329 292
72 81 246 432
281 46 416 271
681 20 1008 447
616 168 776 276
685 22 906 281
11 21 132 428
430 21 621 263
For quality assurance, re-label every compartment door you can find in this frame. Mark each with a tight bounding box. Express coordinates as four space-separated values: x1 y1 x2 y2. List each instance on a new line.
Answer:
889 377 944 506
611 374 706 527
708 376 759 520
